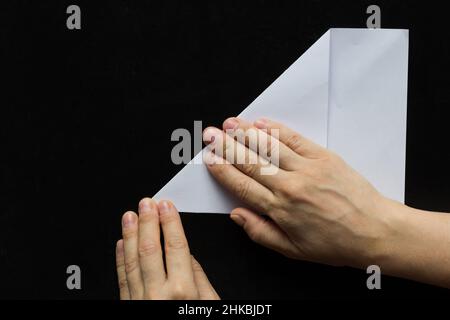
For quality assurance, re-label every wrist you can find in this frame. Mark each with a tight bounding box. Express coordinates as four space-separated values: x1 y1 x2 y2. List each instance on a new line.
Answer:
369 198 409 267
350 195 408 270
370 202 450 287
346 193 450 288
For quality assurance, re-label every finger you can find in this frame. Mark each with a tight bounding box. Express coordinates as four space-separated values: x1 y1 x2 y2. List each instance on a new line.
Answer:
204 151 276 214
138 198 166 289
116 239 130 300
230 207 300 259
158 201 194 285
122 211 144 299
204 127 285 187
222 117 305 171
254 118 327 158
191 256 220 300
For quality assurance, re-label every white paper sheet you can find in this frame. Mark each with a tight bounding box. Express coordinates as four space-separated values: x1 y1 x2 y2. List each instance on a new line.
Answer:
154 28 409 213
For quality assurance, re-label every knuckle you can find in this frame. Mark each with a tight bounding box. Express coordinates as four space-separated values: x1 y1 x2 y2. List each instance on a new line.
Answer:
124 258 139 274
305 158 335 182
138 213 156 224
118 278 128 290
234 180 251 201
172 284 187 299
278 181 300 199
286 133 303 152
171 282 198 300
159 211 178 224
275 179 309 204
116 260 125 270
324 153 342 171
122 228 137 240
246 218 270 243
165 236 188 250
273 210 291 226
138 240 160 258
242 163 259 177
301 165 321 181
263 195 276 210
191 259 203 272
246 226 263 243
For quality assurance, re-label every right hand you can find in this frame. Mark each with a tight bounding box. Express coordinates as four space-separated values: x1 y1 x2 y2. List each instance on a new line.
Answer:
203 117 401 269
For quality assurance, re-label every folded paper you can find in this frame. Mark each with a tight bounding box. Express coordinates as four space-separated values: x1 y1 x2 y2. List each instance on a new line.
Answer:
154 28 409 213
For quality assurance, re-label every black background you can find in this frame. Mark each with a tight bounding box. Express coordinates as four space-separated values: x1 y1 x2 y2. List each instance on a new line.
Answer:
1 0 450 299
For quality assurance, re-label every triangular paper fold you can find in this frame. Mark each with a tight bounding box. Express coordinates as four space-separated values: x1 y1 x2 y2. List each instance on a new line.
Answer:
154 28 409 213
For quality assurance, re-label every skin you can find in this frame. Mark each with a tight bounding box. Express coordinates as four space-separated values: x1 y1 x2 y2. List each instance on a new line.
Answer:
116 117 450 299
116 198 219 300
204 117 450 289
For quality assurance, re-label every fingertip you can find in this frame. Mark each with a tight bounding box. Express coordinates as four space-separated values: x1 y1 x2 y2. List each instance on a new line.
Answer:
231 207 258 218
116 239 124 252
223 117 239 130
231 207 259 227
230 207 243 215
254 117 269 129
139 197 151 208
122 211 137 228
230 213 245 227
231 207 268 229
139 197 157 214
203 127 221 144
158 200 178 216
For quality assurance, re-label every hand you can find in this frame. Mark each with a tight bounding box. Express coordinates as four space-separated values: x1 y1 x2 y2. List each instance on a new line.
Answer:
115 198 220 300
203 117 400 269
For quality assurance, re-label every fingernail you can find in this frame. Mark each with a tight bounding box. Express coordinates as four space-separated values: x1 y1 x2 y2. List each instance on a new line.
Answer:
122 212 135 228
203 127 219 144
230 214 245 227
158 200 171 215
139 198 152 213
223 117 239 130
116 239 124 253
254 118 268 129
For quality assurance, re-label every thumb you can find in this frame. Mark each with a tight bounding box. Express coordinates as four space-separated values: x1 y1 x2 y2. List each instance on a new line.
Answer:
230 208 298 259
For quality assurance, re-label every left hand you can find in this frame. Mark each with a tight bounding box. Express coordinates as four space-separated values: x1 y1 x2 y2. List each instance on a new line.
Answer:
115 198 220 300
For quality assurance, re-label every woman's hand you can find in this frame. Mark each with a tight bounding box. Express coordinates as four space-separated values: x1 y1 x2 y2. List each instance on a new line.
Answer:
203 117 401 269
116 198 220 300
